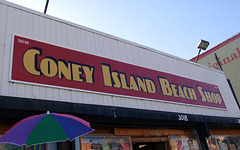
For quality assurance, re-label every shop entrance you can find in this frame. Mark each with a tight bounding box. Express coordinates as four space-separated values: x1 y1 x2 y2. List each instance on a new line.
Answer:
132 142 166 150
131 137 168 150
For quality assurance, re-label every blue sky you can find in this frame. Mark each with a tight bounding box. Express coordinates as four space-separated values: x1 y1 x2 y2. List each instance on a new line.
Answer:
6 0 240 60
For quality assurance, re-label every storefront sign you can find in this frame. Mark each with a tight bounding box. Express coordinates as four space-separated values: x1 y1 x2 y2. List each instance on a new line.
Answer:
10 35 227 109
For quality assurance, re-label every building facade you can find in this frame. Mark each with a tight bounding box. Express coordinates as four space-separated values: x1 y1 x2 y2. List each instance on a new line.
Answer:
0 1 240 150
191 33 240 108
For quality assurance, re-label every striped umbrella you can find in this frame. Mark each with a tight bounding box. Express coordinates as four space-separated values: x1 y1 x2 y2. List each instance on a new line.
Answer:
0 111 94 147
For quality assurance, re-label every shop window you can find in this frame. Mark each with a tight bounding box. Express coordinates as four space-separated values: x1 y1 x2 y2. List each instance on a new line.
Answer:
169 135 200 150
228 136 240 150
81 136 131 150
207 135 240 150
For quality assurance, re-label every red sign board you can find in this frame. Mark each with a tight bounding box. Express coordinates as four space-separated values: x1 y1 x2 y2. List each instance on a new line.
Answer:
10 35 227 109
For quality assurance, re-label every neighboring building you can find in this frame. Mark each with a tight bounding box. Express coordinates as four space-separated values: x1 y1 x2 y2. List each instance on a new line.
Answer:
0 1 240 150
191 33 240 107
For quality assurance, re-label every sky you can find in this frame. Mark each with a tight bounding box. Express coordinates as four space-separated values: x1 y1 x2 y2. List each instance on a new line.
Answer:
5 0 240 60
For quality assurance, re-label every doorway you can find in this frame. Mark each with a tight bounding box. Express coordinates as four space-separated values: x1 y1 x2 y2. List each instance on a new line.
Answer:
131 137 168 150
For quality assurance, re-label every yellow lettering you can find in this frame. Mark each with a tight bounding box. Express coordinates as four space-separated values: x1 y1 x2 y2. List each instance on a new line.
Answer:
120 73 129 89
211 92 218 103
112 72 121 88
178 85 186 98
204 91 213 103
129 76 139 91
40 58 57 77
102 64 112 87
216 94 222 104
197 86 206 102
159 78 172 96
146 79 156 93
82 66 94 84
23 48 41 76
171 84 179 97
137 77 147 92
188 88 197 100
72 64 83 82
183 87 190 99
58 61 71 80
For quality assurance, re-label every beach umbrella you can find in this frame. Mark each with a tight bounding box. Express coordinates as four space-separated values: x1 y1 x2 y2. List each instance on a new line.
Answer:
0 111 94 147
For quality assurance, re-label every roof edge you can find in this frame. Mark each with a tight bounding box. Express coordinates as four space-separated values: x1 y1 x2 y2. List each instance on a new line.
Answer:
190 33 240 62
